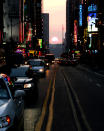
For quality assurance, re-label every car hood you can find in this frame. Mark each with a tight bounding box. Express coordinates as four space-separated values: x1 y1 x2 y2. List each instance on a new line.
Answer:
15 77 33 83
32 66 44 70
0 99 15 116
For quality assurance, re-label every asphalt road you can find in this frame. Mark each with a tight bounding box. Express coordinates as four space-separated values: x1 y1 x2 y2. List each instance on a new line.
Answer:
24 63 104 131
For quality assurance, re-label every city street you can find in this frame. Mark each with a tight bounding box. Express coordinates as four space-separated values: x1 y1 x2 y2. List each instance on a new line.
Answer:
1 1 104 131
24 63 104 131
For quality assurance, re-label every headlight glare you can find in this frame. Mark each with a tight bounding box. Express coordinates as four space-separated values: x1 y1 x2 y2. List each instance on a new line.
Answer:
39 69 44 72
24 83 32 88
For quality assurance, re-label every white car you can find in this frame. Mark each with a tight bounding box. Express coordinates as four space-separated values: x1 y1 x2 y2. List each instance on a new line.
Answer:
27 59 46 77
0 73 25 131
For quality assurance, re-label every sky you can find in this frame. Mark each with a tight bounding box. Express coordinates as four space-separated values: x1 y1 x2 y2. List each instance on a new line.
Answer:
43 0 66 44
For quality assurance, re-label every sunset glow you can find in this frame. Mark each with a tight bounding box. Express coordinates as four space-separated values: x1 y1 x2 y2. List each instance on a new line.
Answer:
51 37 59 43
43 0 66 44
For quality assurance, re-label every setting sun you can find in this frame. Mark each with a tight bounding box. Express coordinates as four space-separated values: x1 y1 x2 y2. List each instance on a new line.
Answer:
51 37 59 43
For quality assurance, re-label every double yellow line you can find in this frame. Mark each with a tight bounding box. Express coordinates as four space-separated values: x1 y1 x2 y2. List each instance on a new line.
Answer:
35 72 56 131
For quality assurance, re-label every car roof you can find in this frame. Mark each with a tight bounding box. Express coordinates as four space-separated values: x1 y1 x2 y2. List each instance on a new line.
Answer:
19 64 30 67
28 59 44 62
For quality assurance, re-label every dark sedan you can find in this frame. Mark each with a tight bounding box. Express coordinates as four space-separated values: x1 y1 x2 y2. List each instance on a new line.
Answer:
9 65 38 102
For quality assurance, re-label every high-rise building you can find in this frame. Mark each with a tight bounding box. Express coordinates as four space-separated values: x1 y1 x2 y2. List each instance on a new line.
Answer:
32 0 43 50
24 0 33 48
42 13 49 53
3 0 24 44
0 0 3 44
66 0 75 52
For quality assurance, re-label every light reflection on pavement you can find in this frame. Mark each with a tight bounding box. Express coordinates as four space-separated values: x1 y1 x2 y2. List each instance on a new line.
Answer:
24 108 41 131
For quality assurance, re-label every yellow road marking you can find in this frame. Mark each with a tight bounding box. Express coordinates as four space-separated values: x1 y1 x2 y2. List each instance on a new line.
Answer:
46 72 56 131
35 77 53 131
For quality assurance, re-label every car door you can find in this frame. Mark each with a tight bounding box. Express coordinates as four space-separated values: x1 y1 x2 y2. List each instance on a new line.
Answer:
7 81 24 121
13 93 24 120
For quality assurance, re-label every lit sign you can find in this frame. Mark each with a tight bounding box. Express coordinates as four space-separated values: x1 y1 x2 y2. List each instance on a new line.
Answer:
38 39 42 48
79 5 82 26
74 20 77 45
87 13 98 32
88 4 97 12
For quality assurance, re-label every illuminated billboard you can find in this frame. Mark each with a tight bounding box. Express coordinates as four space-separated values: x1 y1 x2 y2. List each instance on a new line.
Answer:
74 20 77 45
87 13 98 32
79 5 82 26
38 39 42 48
88 4 97 12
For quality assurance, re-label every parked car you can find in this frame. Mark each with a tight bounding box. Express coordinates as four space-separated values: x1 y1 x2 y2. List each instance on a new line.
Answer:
9 65 38 102
0 73 25 131
27 59 46 77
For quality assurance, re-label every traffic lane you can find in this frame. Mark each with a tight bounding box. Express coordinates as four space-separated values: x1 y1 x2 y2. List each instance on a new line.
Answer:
24 65 55 131
63 65 104 130
35 64 77 131
52 66 77 131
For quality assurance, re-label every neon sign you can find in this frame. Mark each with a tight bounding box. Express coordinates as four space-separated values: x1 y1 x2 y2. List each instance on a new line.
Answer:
79 5 82 26
88 4 97 12
87 13 98 32
38 39 42 48
74 20 77 45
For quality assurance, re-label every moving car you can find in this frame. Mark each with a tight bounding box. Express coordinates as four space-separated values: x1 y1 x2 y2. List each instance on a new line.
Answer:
44 59 50 69
45 54 55 64
38 56 50 69
0 73 25 131
58 58 74 66
27 59 46 77
9 65 38 101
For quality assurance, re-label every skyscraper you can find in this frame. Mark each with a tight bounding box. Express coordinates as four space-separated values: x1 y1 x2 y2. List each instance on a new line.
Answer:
42 13 49 52
0 0 3 44
66 0 74 52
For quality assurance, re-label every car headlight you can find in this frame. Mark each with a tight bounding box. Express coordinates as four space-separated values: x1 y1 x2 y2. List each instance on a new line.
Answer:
39 69 44 72
24 83 32 88
0 116 11 128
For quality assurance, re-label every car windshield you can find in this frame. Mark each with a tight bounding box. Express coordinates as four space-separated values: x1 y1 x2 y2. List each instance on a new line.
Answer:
10 67 29 77
0 79 10 99
29 60 44 66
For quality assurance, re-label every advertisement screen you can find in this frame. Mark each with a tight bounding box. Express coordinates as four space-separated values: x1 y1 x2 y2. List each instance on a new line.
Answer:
74 20 77 45
87 13 98 32
38 39 42 48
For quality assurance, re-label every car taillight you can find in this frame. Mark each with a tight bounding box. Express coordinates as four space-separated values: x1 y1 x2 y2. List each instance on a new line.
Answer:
29 65 32 69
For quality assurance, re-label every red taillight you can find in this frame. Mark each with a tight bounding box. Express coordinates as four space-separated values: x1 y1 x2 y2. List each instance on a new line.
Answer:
6 116 11 125
29 65 32 69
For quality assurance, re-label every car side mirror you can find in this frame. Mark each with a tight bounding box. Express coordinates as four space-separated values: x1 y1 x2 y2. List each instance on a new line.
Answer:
14 90 25 98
